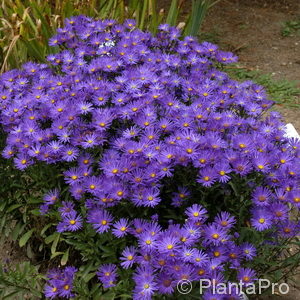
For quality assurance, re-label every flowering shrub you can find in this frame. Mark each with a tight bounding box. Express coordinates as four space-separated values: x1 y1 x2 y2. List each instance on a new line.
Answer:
0 16 300 299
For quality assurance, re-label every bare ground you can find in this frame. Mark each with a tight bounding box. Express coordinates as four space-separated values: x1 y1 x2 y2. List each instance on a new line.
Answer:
202 0 300 131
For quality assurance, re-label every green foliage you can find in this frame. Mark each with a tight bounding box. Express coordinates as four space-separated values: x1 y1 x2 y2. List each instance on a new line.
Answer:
225 65 300 108
281 17 300 37
0 0 218 72
184 0 219 37
0 261 44 299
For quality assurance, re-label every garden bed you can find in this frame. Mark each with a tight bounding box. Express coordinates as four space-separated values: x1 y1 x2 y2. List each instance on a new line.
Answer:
0 0 300 299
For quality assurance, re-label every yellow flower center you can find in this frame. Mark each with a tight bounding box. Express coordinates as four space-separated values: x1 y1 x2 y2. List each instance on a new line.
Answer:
212 233 220 239
221 221 228 226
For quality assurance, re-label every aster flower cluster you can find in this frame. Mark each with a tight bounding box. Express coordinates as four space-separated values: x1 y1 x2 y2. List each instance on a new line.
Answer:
44 267 77 299
0 16 300 299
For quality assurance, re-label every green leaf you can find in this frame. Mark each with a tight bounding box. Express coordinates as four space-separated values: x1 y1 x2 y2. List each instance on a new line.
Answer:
50 251 64 259
61 248 70 266
19 228 34 247
6 203 23 213
11 223 25 241
3 291 21 299
40 223 53 236
83 272 95 283
45 232 58 244
51 232 61 254
30 209 41 216
166 0 179 26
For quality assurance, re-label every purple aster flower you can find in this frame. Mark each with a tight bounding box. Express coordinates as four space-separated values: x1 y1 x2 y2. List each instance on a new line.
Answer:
278 220 300 238
87 208 113 233
130 219 149 237
58 201 75 217
112 218 130 238
250 208 273 231
158 235 180 254
185 204 207 221
288 190 300 208
120 246 137 269
214 162 232 183
156 272 176 295
270 202 289 220
62 147 79 162
44 266 77 299
64 212 83 231
97 264 118 288
191 249 209 267
251 186 273 206
252 154 271 173
14 155 32 170
197 167 217 187
214 212 236 229
138 233 158 252
240 242 257 260
204 224 229 245
237 268 257 285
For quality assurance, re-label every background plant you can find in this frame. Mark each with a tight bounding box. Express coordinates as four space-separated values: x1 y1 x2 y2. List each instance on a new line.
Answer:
281 16 300 37
0 0 218 72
